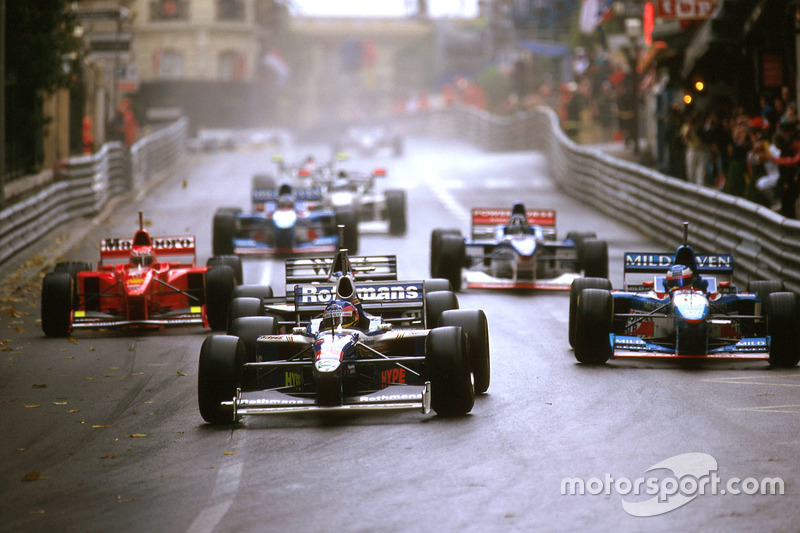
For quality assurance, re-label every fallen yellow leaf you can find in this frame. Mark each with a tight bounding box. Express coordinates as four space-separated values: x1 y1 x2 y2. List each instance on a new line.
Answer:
21 471 41 482
92 424 114 428
24 404 41 409
128 434 148 438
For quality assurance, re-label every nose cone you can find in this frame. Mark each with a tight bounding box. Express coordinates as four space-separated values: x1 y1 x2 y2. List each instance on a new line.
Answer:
511 238 536 257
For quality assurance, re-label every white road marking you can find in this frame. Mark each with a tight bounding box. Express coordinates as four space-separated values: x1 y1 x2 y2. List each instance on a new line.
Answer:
186 458 244 533
424 169 470 225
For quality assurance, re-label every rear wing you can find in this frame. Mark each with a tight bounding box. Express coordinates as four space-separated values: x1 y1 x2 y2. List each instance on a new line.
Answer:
293 280 423 315
99 235 196 260
471 208 556 240
252 187 323 203
623 252 734 290
285 255 398 285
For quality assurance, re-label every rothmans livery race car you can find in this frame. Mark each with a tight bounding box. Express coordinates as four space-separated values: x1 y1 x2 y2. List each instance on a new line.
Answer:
430 203 608 291
569 224 800 366
212 179 359 256
197 248 490 425
41 214 240 337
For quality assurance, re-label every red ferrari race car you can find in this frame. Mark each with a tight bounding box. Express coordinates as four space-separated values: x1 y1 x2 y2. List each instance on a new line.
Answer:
40 214 241 337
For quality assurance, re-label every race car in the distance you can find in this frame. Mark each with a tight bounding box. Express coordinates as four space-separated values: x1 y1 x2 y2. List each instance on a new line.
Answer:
569 224 800 366
197 248 489 425
332 124 404 157
212 180 359 256
41 214 240 337
430 203 607 291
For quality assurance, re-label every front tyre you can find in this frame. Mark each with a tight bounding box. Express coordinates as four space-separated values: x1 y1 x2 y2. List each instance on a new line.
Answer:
198 335 244 425
385 189 407 235
426 326 474 416
574 288 613 364
205 266 236 331
569 277 612 348
41 272 73 337
425 290 459 329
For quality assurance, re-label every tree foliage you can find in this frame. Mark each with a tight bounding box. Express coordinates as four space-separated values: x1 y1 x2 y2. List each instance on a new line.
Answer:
6 0 82 90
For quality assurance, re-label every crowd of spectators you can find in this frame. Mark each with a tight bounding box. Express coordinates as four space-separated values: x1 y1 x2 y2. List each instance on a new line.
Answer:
660 86 800 218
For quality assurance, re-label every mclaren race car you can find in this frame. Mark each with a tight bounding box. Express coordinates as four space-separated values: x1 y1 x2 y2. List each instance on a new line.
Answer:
212 178 359 256
41 214 240 337
197 248 490 425
569 224 800 366
430 203 608 291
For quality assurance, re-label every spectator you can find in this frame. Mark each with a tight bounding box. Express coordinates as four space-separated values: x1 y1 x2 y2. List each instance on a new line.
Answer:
770 120 800 218
681 110 706 186
724 115 751 197
661 105 685 179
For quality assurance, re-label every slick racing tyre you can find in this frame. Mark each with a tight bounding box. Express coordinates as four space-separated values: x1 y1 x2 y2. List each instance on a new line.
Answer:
434 234 466 292
425 290 459 329
569 277 612 348
54 261 92 301
229 316 278 390
205 265 236 331
426 326 474 416
231 284 274 301
207 255 243 285
41 272 73 337
581 239 609 278
385 189 407 236
252 173 276 191
766 292 800 368
198 335 244 425
227 296 264 333
430 229 460 278
335 207 359 255
425 278 453 294
212 209 239 256
574 288 613 364
440 309 490 394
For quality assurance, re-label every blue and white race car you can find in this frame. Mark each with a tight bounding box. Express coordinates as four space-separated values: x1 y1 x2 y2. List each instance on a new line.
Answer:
569 224 800 366
430 203 608 291
212 182 359 255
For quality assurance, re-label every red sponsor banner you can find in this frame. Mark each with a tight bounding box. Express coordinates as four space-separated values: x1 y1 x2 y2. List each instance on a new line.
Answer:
471 208 556 227
656 0 717 20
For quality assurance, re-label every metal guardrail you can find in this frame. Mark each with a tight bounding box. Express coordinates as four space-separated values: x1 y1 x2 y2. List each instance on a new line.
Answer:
391 106 800 293
0 118 187 267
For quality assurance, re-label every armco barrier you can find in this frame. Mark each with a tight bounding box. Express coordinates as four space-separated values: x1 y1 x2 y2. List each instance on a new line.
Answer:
0 118 186 267
390 105 800 293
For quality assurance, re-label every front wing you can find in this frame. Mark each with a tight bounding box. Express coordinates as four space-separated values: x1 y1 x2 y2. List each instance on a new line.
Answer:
611 334 770 360
71 306 206 330
464 271 581 290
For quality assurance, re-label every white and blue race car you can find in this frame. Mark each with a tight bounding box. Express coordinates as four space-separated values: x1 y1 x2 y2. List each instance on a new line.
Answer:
430 203 608 291
569 224 800 366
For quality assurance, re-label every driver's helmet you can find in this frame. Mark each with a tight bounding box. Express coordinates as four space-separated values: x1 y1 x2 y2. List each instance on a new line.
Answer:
130 246 154 267
506 214 529 235
665 264 694 289
321 299 359 329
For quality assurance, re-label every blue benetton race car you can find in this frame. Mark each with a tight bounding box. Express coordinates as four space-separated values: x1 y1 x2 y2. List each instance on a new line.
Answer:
430 203 608 291
212 181 359 256
569 224 800 367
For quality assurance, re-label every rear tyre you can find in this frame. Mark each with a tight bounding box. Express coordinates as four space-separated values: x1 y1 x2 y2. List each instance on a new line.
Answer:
748 280 785 315
425 278 453 294
231 284 274 301
205 266 236 331
41 272 73 337
229 316 278 390
440 309 490 394
574 288 613 364
569 277 612 348
227 296 263 332
386 189 407 236
252 173 276 191
198 335 244 425
581 239 608 278
207 255 243 285
426 326 474 416
335 208 359 255
425 290 459 329
212 209 239 256
767 292 800 367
